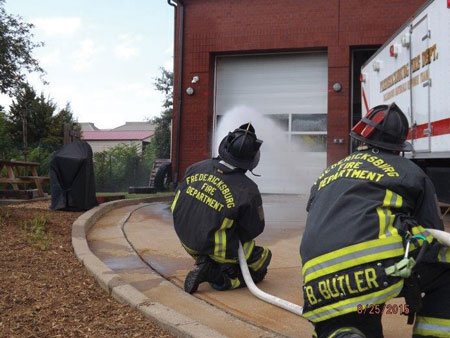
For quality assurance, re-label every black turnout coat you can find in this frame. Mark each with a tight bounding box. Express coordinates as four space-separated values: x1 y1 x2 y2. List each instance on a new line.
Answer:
172 158 265 261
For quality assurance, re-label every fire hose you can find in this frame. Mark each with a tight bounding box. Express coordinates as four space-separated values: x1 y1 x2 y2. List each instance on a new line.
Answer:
237 228 450 317
237 241 303 316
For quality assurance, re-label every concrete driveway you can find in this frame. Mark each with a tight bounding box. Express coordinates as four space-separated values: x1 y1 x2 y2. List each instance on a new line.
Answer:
86 195 416 337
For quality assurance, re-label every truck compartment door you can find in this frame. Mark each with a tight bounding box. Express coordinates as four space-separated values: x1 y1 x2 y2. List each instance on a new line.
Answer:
410 14 431 153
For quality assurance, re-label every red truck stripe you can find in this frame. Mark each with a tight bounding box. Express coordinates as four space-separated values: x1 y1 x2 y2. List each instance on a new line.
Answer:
362 88 370 114
407 118 450 139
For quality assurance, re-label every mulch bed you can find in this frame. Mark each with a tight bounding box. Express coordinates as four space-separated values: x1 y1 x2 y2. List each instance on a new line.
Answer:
0 201 174 338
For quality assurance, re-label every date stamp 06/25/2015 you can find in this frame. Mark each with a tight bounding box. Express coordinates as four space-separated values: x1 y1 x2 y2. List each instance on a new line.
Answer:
357 303 410 315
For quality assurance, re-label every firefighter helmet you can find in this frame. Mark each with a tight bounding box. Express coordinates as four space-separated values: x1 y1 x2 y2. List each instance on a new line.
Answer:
350 103 413 152
218 122 263 170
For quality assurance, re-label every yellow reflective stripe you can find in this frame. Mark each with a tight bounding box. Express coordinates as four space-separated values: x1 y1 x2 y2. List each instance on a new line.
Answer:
214 217 234 259
230 277 241 289
181 243 199 258
210 255 237 264
378 190 402 238
438 247 450 263
302 236 404 283
383 189 393 206
411 226 433 243
414 316 450 337
248 247 269 272
243 240 255 260
386 218 398 237
170 190 181 212
303 280 404 322
377 206 389 238
408 226 434 251
329 328 356 338
394 193 403 208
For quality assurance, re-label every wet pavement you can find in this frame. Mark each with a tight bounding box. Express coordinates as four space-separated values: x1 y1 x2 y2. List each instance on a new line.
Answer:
87 195 425 337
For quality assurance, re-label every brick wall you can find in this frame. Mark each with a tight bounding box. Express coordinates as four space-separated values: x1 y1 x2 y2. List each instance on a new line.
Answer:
171 0 426 180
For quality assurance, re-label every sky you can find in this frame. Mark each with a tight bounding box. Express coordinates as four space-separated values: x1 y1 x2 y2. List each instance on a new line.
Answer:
0 0 174 129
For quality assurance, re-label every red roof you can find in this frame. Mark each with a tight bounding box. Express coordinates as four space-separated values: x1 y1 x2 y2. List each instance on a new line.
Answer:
82 130 153 141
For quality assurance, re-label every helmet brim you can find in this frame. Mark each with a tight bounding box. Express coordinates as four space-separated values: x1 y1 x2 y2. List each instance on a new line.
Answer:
218 136 261 170
350 132 413 152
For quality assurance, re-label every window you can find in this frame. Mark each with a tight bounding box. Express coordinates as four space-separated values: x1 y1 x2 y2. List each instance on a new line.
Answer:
215 112 327 153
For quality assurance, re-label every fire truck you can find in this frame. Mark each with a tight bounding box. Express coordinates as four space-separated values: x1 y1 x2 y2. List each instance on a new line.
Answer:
361 0 450 202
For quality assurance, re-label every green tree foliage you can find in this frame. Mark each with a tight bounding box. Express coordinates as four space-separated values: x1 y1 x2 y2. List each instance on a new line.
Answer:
0 0 44 96
93 143 153 192
8 84 55 145
150 67 173 159
0 109 11 158
1 85 79 176
6 84 79 146
47 102 80 146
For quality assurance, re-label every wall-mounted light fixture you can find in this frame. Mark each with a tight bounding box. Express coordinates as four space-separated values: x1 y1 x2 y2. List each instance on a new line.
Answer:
186 87 195 95
332 82 342 92
373 60 382 72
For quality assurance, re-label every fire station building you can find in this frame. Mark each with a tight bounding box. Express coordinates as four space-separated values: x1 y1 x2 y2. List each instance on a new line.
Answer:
168 0 426 193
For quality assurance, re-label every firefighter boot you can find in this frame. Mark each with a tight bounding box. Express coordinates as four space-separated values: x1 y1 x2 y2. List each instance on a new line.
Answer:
184 256 215 294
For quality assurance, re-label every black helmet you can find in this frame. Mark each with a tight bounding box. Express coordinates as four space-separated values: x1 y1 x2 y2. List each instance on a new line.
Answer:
218 122 263 170
350 103 413 152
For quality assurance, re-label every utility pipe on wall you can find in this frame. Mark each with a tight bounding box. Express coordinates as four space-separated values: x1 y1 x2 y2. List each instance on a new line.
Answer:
167 0 184 184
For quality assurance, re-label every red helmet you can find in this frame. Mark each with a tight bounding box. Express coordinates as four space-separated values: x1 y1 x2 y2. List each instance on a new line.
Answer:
350 103 413 152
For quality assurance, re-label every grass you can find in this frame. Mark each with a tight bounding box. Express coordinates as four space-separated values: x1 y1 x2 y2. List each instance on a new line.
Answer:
0 207 8 227
96 191 175 199
19 213 52 250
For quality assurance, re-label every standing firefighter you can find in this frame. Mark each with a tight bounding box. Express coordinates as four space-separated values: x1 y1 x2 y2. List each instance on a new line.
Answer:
172 123 271 294
300 103 450 338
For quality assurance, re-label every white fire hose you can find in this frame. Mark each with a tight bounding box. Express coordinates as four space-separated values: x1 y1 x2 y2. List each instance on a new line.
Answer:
237 241 304 316
237 229 450 317
425 228 450 247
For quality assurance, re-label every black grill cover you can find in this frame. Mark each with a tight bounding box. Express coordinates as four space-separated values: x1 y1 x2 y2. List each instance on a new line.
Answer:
50 141 98 211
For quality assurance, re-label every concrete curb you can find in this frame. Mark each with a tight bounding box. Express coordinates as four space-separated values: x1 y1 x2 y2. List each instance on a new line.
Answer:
72 196 226 338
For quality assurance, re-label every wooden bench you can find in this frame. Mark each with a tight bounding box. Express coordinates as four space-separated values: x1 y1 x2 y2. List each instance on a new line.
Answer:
439 201 450 218
0 160 50 198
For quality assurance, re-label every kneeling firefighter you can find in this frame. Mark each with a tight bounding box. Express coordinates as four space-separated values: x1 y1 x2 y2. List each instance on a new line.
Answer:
300 103 450 338
171 123 272 294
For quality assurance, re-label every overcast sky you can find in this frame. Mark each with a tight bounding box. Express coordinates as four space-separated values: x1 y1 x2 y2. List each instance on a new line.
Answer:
0 0 174 129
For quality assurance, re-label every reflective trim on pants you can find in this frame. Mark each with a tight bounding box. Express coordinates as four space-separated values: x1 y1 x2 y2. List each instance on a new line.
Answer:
248 246 270 272
413 316 450 337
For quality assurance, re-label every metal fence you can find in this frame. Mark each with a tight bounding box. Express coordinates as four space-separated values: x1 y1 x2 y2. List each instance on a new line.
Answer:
1 142 155 193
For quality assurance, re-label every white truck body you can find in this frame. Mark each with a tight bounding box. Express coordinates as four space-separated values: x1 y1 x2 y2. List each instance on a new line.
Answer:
361 0 450 159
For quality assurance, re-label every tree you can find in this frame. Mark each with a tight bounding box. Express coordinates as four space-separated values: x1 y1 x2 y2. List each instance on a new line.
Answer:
0 0 44 96
6 84 79 148
7 84 54 145
47 102 80 146
151 68 173 159
0 108 10 158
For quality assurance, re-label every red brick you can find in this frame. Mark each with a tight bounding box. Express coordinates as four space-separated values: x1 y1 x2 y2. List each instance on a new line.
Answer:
171 0 426 178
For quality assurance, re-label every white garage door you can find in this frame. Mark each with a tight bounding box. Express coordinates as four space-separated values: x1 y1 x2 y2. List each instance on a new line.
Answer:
214 53 328 194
